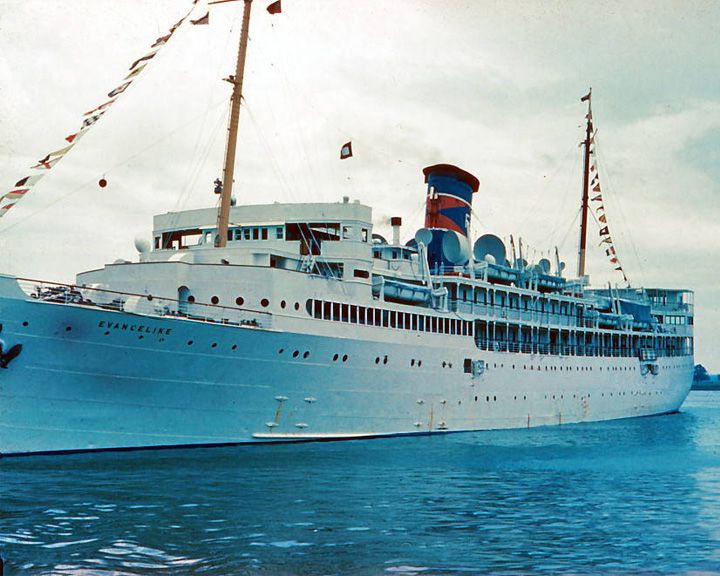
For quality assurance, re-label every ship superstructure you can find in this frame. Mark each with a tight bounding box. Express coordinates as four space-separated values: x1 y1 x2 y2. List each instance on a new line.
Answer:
0 1 694 455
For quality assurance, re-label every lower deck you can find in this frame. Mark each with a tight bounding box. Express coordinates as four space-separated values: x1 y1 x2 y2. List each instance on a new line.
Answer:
0 286 694 455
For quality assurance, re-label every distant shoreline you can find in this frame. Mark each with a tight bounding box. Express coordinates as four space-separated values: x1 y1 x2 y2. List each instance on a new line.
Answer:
692 382 720 391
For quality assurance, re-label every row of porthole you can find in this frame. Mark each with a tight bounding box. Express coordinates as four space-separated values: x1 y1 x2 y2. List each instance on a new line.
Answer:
474 390 665 403
276 348 311 359
197 295 302 311
441 361 454 369
486 362 640 372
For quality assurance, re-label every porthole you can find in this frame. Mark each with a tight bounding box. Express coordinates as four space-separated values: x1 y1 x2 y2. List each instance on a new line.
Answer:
418 360 422 367
294 302 300 311
261 298 270 308
22 321 28 327
411 359 415 366
278 348 284 354
333 353 339 361
375 357 380 364
232 344 238 351
383 355 388 365
65 326 72 332
292 350 299 358
281 300 287 309
188 295 196 303
303 351 310 359
104 331 110 336
236 296 244 306
211 296 219 305
138 335 144 340
147 294 153 301
211 343 218 348
342 354 348 362
442 361 447 368
187 340 193 346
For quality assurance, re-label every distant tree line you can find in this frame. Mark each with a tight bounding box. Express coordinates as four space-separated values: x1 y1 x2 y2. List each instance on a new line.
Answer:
694 364 710 382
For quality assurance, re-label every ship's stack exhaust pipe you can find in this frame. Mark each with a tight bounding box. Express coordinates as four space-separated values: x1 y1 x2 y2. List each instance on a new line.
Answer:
391 216 402 246
416 164 480 273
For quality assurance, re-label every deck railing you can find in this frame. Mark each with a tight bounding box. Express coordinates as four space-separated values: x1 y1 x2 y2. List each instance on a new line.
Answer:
15 278 270 328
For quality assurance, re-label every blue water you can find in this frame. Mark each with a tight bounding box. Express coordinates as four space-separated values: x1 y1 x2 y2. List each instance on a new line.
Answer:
2 392 720 575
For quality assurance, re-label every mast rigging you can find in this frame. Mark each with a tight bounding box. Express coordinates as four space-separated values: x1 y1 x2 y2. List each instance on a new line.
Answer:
216 0 253 248
577 88 593 279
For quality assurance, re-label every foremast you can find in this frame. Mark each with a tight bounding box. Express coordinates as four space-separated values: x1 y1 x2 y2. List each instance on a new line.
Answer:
577 88 593 279
216 0 253 248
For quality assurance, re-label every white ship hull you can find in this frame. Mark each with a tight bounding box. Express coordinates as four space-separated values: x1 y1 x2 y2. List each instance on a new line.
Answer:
0 276 693 456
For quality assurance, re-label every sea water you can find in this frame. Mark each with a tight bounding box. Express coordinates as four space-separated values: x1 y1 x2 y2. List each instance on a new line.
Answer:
1 391 720 575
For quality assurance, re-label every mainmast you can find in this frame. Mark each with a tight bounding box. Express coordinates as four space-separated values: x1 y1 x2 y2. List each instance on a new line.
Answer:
216 0 253 248
577 88 593 278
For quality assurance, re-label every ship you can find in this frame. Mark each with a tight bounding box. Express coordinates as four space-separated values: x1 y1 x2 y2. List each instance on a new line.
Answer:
0 0 694 456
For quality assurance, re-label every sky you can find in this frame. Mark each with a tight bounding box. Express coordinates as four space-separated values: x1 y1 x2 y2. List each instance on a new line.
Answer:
0 0 718 369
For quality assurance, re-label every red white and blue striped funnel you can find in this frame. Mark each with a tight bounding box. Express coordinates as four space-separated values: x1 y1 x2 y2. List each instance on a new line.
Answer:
423 164 480 237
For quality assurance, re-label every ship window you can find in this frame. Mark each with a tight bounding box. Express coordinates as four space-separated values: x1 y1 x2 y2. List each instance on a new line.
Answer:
358 306 366 325
350 305 358 323
261 298 269 307
464 359 472 373
276 227 284 239
211 296 219 305
313 300 321 318
333 302 340 321
341 304 349 322
244 229 251 240
361 228 368 242
354 269 370 279
323 301 331 320
281 300 287 309
382 310 389 327
253 228 259 240
390 311 397 328
261 228 268 240
154 236 160 249
188 295 196 304
342 226 351 239
412 315 418 331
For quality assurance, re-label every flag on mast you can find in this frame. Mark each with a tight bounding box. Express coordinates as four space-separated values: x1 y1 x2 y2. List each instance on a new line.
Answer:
340 141 353 160
267 0 282 14
191 11 210 25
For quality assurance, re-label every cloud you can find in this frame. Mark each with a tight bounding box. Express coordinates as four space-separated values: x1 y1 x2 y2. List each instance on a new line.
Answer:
0 0 718 369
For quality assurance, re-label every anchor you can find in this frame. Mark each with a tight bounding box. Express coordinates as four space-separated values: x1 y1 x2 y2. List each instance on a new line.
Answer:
0 324 22 369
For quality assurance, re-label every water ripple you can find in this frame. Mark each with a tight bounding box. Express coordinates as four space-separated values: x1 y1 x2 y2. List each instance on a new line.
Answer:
0 392 719 574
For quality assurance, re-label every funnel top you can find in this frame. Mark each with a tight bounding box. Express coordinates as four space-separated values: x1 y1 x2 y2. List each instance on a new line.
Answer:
422 164 480 193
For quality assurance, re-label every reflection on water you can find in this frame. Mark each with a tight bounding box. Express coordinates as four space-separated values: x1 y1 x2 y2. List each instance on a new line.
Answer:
2 391 720 575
